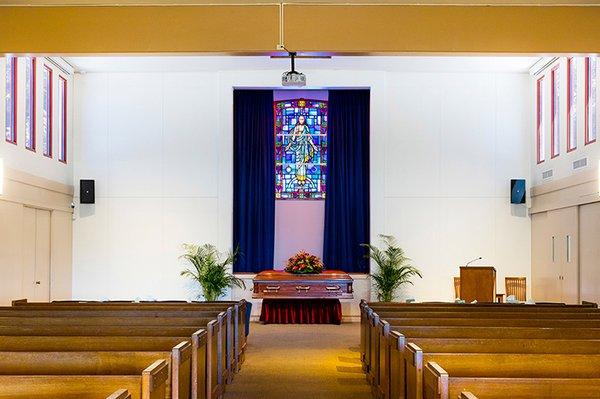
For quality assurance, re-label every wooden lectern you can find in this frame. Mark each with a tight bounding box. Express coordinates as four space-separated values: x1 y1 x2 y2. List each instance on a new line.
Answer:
460 266 496 303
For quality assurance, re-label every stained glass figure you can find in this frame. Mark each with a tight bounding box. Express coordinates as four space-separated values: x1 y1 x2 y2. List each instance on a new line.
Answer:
275 99 328 199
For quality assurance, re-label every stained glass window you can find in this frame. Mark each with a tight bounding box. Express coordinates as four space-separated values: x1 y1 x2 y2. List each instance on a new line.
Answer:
25 57 36 151
42 65 53 157
275 99 328 199
5 56 17 144
58 76 67 163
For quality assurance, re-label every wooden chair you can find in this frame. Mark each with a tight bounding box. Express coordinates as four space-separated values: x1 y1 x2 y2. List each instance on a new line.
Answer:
505 277 526 302
453 277 460 299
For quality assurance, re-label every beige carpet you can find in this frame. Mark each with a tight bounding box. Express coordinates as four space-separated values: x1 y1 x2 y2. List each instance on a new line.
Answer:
223 322 371 399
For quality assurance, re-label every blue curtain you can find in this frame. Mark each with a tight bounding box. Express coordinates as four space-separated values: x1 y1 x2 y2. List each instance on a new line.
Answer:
233 90 275 273
323 90 370 273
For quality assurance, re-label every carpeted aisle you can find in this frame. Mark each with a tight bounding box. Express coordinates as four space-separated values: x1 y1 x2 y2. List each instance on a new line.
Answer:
223 322 371 399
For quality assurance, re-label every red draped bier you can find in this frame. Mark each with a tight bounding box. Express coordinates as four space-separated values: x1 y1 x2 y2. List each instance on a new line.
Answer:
259 299 343 324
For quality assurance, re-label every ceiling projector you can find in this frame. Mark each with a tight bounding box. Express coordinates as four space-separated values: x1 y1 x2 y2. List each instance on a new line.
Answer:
282 52 306 87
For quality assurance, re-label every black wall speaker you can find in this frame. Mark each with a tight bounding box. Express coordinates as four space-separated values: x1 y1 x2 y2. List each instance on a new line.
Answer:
510 179 526 204
80 180 95 204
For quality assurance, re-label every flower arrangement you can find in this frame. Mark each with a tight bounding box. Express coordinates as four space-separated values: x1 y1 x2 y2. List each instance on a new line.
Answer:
285 251 325 274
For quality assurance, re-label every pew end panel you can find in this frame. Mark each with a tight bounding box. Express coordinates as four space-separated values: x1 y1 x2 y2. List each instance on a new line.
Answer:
423 362 448 399
404 343 424 399
191 329 208 399
389 331 406 399
364 307 374 374
236 300 247 365
216 312 227 391
107 389 132 399
142 359 169 399
360 299 368 368
224 307 235 382
172 341 192 399
377 320 391 399
368 311 381 385
205 320 222 399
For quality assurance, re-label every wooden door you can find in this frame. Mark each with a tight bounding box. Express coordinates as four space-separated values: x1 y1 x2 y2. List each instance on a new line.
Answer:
34 209 51 302
22 207 52 302
531 211 561 302
555 206 579 304
580 202 600 304
21 207 37 300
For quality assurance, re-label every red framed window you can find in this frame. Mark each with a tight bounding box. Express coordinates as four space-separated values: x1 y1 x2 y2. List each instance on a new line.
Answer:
42 65 53 158
585 57 597 145
536 76 546 164
25 57 37 151
566 58 577 152
5 56 17 144
551 65 560 158
57 76 67 163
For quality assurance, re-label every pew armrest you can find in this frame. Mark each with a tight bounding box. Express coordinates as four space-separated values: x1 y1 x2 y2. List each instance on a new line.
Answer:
142 359 169 399
405 342 423 367
389 331 405 351
424 362 449 399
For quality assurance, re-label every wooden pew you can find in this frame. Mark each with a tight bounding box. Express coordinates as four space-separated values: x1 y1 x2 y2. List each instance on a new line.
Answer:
0 359 168 399
0 311 235 377
361 304 600 387
0 325 215 399
5 303 241 373
8 300 246 374
359 300 599 375
108 389 132 399
0 335 204 399
0 346 191 399
405 345 600 399
11 298 248 366
382 325 600 399
424 361 600 399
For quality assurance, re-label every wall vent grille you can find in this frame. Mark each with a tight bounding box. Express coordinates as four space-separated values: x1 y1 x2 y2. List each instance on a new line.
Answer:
573 158 588 170
542 169 553 179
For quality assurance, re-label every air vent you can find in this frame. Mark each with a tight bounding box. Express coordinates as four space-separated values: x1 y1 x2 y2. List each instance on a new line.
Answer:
573 158 588 170
542 169 553 180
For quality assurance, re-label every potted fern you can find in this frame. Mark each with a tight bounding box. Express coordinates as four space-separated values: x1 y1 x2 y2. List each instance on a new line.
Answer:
362 235 422 302
180 244 246 301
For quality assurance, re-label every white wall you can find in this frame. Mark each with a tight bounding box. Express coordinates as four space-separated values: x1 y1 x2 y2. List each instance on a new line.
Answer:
71 57 533 309
384 72 532 301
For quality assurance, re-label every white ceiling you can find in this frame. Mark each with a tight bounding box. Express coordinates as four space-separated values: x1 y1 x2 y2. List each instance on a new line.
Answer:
66 56 539 74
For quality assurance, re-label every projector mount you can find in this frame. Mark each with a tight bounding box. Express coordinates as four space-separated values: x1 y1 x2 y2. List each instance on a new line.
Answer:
280 49 306 87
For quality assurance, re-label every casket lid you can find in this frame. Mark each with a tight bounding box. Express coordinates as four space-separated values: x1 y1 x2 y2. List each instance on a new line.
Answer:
254 270 353 282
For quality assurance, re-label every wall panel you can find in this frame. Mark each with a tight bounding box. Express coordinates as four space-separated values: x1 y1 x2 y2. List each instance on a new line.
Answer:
0 5 280 54
284 5 600 54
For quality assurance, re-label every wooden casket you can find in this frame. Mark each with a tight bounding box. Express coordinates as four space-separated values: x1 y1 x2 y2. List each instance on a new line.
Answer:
252 270 354 300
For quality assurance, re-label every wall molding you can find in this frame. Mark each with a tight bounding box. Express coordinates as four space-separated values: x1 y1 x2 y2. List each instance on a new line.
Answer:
0 167 74 213
530 167 600 214
6 167 74 196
